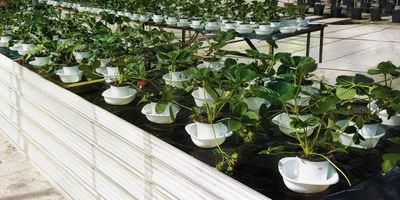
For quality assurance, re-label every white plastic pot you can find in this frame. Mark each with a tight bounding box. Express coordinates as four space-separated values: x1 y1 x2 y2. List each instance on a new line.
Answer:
0 36 12 43
110 85 129 97
224 22 236 30
102 88 137 105
73 51 90 63
179 18 189 24
280 26 298 33
238 23 250 30
21 43 34 51
191 20 202 26
141 102 180 124
56 69 83 83
62 66 79 75
206 21 219 27
296 157 330 183
34 56 50 66
336 120 386 149
99 58 111 67
379 110 400 126
106 66 119 76
272 113 317 138
243 97 271 113
185 122 233 148
162 71 191 88
278 157 339 193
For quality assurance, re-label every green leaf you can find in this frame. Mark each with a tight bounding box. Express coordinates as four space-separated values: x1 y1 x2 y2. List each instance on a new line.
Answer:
367 69 381 75
297 56 317 75
382 153 400 173
310 96 338 114
268 81 297 102
336 86 356 100
244 111 260 120
258 145 285 155
388 137 400 145
354 74 374 84
228 119 242 132
371 85 391 100
155 103 167 114
232 102 248 116
336 75 355 86
377 61 398 76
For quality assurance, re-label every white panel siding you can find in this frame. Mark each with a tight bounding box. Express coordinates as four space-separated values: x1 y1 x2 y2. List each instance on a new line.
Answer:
0 53 269 200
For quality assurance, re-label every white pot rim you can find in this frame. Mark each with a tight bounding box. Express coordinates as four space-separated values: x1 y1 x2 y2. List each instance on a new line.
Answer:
191 90 213 101
278 157 339 186
185 123 233 140
141 103 180 117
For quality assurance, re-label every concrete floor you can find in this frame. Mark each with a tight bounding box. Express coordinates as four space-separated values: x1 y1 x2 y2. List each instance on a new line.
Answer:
0 134 64 200
221 17 400 88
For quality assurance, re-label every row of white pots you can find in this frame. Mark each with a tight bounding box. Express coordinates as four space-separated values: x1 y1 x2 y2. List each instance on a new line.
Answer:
47 1 309 34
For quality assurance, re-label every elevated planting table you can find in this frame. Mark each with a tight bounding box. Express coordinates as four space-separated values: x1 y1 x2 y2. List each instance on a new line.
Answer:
0 48 399 200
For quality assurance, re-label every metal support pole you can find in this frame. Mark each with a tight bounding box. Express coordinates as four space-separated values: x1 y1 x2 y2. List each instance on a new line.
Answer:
244 38 258 51
319 28 324 63
306 32 311 57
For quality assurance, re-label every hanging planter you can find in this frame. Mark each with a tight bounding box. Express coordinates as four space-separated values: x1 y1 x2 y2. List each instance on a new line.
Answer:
278 157 339 193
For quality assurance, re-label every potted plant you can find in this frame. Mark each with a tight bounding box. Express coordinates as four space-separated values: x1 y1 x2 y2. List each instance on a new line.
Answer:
186 82 233 148
157 42 199 89
23 35 55 68
350 0 363 19
141 85 181 124
367 61 400 126
331 0 342 17
102 56 146 105
370 5 383 21
202 30 236 70
393 0 400 22
258 54 352 193
314 0 325 16
333 73 399 149
47 41 83 83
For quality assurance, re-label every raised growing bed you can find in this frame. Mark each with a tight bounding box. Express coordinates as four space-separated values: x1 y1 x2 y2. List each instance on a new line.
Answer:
0 48 399 200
